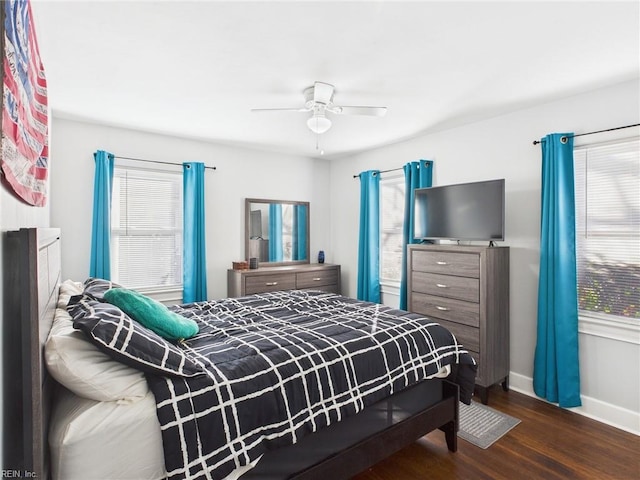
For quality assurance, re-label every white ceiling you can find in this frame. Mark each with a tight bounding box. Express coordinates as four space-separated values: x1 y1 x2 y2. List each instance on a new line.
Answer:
30 1 640 159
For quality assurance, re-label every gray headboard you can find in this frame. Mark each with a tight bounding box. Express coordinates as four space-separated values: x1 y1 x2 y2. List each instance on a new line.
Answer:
3 228 61 479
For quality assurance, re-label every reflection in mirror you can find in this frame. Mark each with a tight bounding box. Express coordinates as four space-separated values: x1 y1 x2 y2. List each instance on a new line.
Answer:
245 198 310 265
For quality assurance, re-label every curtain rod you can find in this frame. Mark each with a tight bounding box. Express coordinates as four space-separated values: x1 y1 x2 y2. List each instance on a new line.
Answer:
532 123 640 145
114 155 217 170
352 162 433 179
352 166 402 179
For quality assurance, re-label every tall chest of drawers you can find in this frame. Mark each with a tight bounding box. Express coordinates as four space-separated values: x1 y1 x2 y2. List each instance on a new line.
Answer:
407 244 509 404
227 263 341 297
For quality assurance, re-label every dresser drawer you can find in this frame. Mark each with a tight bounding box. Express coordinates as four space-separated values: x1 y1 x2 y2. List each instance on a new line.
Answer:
244 273 296 294
228 264 342 298
433 319 480 352
410 292 479 327
411 271 479 303
296 269 339 289
412 251 480 278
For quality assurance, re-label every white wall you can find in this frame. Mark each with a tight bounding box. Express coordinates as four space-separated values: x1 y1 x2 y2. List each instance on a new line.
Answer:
328 79 640 433
49 118 332 300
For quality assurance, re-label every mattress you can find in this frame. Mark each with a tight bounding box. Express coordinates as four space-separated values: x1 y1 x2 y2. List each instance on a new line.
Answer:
49 385 260 480
49 385 166 480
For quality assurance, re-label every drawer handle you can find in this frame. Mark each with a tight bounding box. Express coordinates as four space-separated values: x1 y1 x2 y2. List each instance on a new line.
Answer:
265 282 278 286
436 261 448 265
436 283 448 288
313 277 322 281
436 306 450 311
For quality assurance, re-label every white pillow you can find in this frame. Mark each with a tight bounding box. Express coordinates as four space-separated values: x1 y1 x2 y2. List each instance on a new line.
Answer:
44 280 149 403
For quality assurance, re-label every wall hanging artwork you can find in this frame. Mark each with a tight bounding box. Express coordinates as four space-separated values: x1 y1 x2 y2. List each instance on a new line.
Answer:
1 0 49 207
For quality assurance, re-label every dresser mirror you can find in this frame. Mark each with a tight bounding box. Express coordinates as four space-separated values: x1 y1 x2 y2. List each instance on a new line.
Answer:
245 198 310 265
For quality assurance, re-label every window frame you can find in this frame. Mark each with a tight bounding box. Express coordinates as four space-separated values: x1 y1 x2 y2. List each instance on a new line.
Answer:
573 136 640 345
379 173 406 288
110 162 184 297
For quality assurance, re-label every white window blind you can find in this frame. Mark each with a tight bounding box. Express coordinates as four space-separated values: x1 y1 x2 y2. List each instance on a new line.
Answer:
574 138 639 321
380 176 405 282
111 166 183 289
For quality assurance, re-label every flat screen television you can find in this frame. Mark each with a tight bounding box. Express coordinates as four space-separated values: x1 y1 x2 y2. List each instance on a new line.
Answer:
413 179 505 242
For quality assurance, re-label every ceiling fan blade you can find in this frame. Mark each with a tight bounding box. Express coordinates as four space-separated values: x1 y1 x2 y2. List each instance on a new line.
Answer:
331 105 387 117
251 107 310 113
313 82 335 105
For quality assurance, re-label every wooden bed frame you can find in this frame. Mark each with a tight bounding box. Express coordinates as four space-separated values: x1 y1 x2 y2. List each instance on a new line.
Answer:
4 228 61 478
4 227 460 480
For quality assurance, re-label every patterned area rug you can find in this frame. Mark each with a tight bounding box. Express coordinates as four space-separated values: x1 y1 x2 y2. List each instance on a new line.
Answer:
458 401 521 449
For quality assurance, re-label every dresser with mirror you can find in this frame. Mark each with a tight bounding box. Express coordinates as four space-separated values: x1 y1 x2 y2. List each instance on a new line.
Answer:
228 198 341 297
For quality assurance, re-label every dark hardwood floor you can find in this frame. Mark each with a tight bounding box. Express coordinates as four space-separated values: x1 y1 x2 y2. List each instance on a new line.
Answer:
352 386 640 480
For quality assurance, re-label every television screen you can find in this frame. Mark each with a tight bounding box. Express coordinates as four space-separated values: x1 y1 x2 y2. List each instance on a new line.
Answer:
414 179 505 241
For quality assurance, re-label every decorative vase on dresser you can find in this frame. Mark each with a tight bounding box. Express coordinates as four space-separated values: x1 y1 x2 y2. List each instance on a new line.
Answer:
407 244 510 404
227 263 341 297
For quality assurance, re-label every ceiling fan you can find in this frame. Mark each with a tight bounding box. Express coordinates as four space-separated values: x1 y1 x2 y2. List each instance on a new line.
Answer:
251 81 387 134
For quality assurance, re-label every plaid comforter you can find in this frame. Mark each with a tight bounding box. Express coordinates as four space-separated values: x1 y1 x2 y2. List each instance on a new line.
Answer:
145 290 476 480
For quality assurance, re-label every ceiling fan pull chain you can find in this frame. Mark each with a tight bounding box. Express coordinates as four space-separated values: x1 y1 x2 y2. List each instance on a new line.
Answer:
315 132 324 155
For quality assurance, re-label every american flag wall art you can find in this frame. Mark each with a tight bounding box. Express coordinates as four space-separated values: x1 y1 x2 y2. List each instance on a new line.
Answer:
1 0 48 207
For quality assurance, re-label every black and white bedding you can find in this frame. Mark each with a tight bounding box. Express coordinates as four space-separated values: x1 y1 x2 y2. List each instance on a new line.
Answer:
69 287 476 480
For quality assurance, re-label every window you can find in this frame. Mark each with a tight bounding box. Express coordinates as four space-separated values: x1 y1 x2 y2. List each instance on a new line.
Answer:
111 166 183 289
380 175 405 283
574 138 639 325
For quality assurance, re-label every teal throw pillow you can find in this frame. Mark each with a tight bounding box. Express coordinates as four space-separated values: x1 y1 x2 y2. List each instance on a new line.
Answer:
104 288 199 341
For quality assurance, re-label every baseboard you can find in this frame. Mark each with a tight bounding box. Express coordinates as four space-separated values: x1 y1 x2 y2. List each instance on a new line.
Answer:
508 372 639 436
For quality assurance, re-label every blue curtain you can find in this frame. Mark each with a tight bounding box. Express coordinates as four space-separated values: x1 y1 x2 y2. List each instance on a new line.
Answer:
269 203 283 261
399 159 433 310
183 162 208 303
533 133 581 408
90 150 115 279
357 170 381 302
292 204 307 261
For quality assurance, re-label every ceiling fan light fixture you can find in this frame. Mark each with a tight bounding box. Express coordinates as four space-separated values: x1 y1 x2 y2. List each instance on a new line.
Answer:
307 114 332 134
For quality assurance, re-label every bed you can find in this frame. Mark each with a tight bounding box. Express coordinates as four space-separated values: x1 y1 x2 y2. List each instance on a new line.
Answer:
5 227 476 480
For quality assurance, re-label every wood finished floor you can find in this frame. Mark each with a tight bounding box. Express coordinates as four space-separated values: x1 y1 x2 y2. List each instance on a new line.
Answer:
351 387 640 480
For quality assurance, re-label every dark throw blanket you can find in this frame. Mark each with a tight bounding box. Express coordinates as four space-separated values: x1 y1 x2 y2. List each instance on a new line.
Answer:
144 290 476 480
